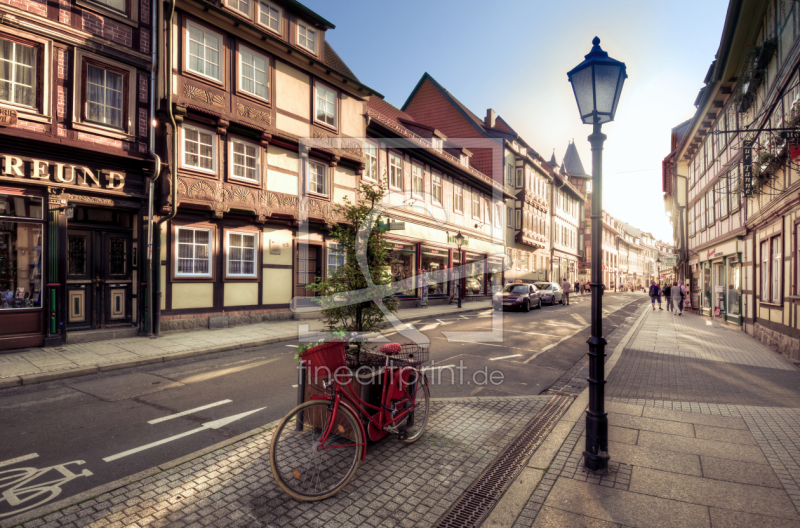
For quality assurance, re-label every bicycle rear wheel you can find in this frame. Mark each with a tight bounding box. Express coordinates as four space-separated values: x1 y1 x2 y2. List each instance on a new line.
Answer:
400 374 430 444
269 400 363 501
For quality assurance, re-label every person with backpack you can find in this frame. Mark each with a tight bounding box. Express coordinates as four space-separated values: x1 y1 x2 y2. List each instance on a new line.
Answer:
663 283 673 312
649 280 662 310
671 280 684 316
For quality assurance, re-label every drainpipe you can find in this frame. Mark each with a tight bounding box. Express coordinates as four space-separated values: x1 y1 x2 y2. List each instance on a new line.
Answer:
145 0 161 337
153 0 179 336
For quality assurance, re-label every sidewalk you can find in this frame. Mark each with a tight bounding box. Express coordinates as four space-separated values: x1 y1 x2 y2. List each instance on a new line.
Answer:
0 301 493 389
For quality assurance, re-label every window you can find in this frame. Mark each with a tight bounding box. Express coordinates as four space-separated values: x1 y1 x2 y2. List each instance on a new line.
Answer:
495 203 502 228
432 173 442 205
308 161 327 196
227 231 256 277
516 168 523 188
239 47 268 100
471 192 480 219
719 176 729 217
412 164 423 197
297 22 316 53
182 124 215 172
772 237 782 303
258 0 281 33
327 243 344 273
761 240 769 300
431 137 442 151
230 138 259 182
364 142 378 181
0 38 36 109
706 190 715 225
389 153 403 190
85 64 124 129
699 195 706 229
176 227 212 277
515 209 521 229
506 165 513 185
314 81 336 127
484 199 490 224
731 165 741 211
228 0 250 16
454 183 463 213
187 24 221 82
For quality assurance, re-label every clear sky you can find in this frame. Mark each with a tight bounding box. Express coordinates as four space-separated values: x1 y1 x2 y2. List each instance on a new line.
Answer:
301 0 730 243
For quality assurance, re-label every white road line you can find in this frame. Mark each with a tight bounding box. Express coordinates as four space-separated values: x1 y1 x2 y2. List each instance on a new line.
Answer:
489 354 522 361
571 313 589 326
104 408 266 462
503 329 560 337
0 453 38 468
422 364 456 371
148 400 233 424
523 324 590 364
291 385 298 388
286 345 297 348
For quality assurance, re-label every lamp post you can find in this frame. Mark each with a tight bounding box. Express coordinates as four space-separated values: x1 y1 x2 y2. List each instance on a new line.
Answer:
455 231 464 309
568 36 627 473
657 257 662 285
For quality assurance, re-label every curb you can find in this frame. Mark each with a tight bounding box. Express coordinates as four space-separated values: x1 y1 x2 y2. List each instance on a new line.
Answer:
0 418 283 528
0 304 492 390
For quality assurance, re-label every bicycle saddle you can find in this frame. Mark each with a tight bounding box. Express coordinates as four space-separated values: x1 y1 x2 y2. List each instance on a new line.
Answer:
379 343 402 355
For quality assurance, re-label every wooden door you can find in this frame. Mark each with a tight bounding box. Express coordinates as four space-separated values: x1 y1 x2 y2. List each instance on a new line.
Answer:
295 244 320 298
102 232 132 326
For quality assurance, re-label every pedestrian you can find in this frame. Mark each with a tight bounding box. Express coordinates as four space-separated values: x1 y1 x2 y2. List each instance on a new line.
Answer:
585 281 590 294
649 280 662 310
574 279 580 296
672 280 684 316
664 282 673 312
561 277 571 306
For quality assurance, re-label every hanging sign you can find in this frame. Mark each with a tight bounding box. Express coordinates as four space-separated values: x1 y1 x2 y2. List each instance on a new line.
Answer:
780 131 800 139
742 140 753 196
0 109 17 126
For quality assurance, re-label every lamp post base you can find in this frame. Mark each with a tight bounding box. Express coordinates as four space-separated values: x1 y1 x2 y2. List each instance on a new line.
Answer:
583 449 610 473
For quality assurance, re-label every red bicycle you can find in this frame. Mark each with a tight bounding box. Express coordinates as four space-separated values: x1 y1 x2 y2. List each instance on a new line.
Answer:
270 341 430 501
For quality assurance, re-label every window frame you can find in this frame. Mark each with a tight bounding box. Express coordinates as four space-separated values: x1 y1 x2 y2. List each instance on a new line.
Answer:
225 0 251 18
515 167 523 188
0 35 43 114
507 206 512 228
307 159 329 197
185 21 224 84
453 182 463 214
224 229 260 281
471 191 480 220
229 136 261 185
313 79 338 130
411 163 424 198
706 189 715 226
237 44 270 103
83 61 127 131
180 123 217 175
364 141 379 182
296 20 317 54
326 242 345 277
388 152 403 191
258 0 282 35
73 50 136 139
431 172 442 206
173 224 215 281
495 203 502 228
515 209 521 230
760 232 784 305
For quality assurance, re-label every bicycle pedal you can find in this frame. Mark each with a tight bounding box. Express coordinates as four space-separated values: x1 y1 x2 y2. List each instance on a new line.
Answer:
383 424 399 434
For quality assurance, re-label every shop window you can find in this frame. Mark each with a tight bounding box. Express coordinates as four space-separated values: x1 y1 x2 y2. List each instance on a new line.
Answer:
432 173 442 205
389 153 403 190
258 0 282 34
412 164 423 197
226 231 256 277
314 80 336 128
727 262 740 316
420 246 447 296
239 46 268 101
187 22 222 82
364 142 378 181
181 124 216 173
176 227 212 277
297 21 316 53
464 253 485 295
230 138 260 183
488 257 503 293
327 242 344 274
308 161 328 196
453 183 463 213
0 195 43 310
389 242 416 296
0 38 36 110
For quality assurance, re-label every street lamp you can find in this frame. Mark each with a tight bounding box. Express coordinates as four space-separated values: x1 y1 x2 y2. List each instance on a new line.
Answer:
657 257 662 284
568 36 627 473
455 231 464 309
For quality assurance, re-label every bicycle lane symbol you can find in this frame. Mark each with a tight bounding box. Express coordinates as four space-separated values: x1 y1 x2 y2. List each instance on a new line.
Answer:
0 461 93 519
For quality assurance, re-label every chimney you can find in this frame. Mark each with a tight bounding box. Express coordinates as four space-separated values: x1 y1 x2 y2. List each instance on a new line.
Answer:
485 108 496 128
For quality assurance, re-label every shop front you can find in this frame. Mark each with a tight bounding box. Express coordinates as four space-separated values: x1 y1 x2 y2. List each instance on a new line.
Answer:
694 239 742 325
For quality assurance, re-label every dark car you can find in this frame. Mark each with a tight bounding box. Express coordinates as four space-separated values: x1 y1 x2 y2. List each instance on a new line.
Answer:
493 283 542 312
534 282 564 305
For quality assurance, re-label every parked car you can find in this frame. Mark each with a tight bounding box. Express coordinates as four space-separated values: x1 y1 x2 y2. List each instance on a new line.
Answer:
534 282 564 305
493 283 542 312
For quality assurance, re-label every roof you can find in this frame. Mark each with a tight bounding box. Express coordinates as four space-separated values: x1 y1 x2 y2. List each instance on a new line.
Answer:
280 0 335 29
547 151 558 168
561 141 590 178
401 72 487 135
322 41 358 81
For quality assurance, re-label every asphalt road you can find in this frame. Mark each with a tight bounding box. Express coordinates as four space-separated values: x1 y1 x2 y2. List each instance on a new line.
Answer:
0 292 644 519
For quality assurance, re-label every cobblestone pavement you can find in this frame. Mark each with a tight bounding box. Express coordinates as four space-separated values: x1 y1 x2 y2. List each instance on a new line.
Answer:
6 396 549 528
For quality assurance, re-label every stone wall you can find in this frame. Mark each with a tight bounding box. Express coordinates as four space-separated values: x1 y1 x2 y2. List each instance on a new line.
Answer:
753 323 800 361
160 310 293 332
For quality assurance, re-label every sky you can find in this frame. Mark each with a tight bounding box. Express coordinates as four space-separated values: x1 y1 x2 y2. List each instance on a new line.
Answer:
301 0 730 243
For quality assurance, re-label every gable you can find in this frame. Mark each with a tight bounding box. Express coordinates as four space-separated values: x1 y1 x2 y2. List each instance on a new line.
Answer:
403 78 485 140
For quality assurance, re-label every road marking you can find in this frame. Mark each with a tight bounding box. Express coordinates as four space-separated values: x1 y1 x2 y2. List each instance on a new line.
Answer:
503 329 560 337
433 336 532 352
467 387 484 396
291 384 298 388
571 313 589 325
148 400 233 424
422 364 455 371
178 358 279 384
523 324 590 364
286 345 297 348
104 408 266 462
490 354 522 361
0 453 38 468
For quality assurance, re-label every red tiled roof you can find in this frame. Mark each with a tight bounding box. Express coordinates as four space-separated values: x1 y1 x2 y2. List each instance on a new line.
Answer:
322 41 358 81
367 95 417 125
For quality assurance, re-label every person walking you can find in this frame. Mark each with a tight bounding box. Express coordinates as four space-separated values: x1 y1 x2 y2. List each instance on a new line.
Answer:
561 278 571 306
672 280 684 316
585 281 590 294
664 282 673 312
574 279 580 296
649 280 662 310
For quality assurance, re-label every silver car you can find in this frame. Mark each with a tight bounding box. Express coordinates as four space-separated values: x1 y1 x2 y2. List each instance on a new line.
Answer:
534 282 564 306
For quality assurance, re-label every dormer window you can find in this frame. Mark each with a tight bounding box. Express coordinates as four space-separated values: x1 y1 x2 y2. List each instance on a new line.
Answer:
297 22 316 53
460 154 469 167
258 0 281 34
431 137 442 152
228 0 250 17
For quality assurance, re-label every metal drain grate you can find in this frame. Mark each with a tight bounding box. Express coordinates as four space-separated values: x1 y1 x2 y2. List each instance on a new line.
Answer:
435 394 573 528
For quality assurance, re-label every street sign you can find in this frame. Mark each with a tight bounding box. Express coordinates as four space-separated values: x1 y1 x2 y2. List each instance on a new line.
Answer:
780 130 800 139
662 256 677 268
743 140 753 197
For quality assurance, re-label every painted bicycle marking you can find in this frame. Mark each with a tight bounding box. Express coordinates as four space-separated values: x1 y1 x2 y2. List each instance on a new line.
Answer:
0 461 93 518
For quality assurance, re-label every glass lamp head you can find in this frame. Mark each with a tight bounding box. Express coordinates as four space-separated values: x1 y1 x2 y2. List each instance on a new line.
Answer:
567 37 628 125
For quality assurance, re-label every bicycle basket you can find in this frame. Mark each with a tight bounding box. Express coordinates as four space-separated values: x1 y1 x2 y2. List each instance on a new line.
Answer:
302 341 347 390
380 343 430 368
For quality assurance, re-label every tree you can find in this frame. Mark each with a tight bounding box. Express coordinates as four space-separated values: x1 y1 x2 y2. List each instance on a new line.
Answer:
309 176 398 366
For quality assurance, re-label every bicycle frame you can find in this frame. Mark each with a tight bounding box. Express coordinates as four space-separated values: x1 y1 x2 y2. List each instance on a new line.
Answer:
309 357 426 458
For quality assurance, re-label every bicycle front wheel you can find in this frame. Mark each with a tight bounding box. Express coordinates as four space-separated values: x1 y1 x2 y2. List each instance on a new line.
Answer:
400 374 430 444
269 400 363 501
